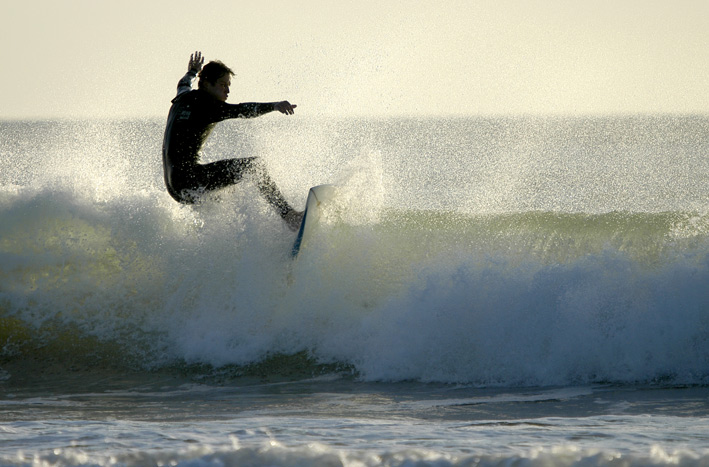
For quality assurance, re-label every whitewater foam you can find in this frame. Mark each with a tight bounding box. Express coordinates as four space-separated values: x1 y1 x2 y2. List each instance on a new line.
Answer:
1 117 708 388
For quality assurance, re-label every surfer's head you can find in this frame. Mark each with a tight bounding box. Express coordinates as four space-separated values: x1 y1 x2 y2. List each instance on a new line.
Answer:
199 61 234 102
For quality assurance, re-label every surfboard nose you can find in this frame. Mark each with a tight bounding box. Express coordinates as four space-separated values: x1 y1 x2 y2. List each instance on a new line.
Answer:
291 185 337 258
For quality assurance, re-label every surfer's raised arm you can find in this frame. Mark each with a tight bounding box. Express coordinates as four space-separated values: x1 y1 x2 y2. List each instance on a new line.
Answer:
175 51 205 96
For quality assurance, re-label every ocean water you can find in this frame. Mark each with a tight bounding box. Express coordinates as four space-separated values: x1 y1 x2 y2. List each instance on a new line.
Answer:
1 115 708 466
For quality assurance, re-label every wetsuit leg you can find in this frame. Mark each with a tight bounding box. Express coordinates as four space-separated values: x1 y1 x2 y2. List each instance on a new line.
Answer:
194 157 295 218
238 158 294 218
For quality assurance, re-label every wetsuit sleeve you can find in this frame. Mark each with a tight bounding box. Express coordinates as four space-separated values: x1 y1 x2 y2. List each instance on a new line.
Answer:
176 71 198 98
229 102 276 118
212 102 276 120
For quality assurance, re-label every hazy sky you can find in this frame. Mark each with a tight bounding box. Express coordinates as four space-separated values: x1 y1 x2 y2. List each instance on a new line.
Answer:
2 0 708 119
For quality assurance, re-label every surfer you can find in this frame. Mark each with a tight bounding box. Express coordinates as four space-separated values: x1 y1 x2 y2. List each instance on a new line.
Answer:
162 51 303 230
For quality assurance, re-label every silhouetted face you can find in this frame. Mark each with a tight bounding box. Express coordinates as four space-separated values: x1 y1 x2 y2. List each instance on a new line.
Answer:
203 74 231 102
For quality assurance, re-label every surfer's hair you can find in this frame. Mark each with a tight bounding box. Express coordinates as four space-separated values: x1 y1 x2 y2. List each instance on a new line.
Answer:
198 61 234 88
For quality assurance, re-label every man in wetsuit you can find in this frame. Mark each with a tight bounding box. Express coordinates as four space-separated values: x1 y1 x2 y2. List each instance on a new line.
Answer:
162 51 303 230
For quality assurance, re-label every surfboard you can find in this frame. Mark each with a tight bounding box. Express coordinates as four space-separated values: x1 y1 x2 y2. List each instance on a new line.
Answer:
291 184 336 258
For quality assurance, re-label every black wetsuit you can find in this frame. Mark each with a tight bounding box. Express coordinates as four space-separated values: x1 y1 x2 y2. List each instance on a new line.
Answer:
162 71 292 216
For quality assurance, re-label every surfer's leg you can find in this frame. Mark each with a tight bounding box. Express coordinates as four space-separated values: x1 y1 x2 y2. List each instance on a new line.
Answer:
199 158 302 229
238 158 303 229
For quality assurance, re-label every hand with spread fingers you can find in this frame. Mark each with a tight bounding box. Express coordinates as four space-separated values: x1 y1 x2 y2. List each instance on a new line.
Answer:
188 51 204 74
274 101 297 115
